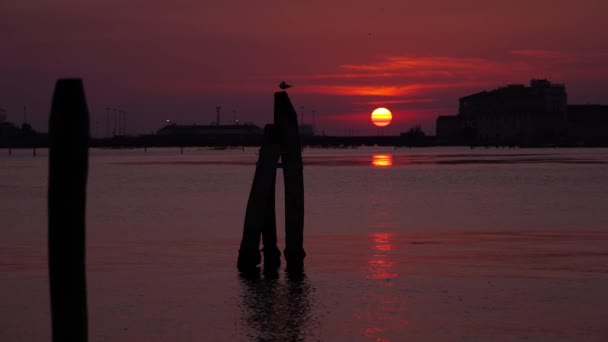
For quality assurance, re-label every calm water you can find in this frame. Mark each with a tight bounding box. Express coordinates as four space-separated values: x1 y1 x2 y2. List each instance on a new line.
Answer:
2 147 608 341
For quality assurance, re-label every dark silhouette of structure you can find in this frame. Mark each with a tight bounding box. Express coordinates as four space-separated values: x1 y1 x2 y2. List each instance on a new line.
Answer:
567 104 608 145
5 78 607 152
238 124 282 271
238 91 306 273
437 79 568 146
275 92 306 271
48 79 90 342
157 123 263 137
398 125 427 147
0 120 47 149
436 79 608 146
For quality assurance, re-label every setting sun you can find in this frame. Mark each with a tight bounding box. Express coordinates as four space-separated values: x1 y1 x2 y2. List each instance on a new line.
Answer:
371 107 392 127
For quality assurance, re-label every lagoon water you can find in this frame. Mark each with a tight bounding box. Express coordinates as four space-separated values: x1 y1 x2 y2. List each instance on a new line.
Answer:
2 147 608 341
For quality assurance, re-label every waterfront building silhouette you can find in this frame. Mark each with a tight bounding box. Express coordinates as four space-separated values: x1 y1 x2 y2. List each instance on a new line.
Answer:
437 79 608 146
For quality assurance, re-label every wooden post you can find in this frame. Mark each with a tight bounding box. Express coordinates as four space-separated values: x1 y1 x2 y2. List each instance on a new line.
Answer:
274 92 306 271
260 126 281 270
48 78 89 342
237 124 281 271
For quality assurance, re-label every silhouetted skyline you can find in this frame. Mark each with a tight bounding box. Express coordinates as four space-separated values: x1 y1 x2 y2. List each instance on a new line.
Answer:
1 1 607 136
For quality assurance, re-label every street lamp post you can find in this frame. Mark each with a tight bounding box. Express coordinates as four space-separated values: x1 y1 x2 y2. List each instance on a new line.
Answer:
113 109 118 136
105 107 111 138
312 109 316 136
120 110 126 136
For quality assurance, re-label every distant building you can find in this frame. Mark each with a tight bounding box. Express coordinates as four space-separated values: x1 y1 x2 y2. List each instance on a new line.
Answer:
0 121 20 139
398 125 428 146
0 120 44 147
567 105 608 144
436 116 463 144
157 123 262 137
154 123 264 146
437 79 569 145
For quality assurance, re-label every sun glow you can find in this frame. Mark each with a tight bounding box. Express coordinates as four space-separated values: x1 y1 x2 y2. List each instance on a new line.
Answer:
371 107 392 127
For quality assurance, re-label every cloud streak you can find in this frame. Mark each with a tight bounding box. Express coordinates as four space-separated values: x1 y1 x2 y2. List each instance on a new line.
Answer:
298 81 487 97
289 56 504 99
340 56 495 72
289 50 606 100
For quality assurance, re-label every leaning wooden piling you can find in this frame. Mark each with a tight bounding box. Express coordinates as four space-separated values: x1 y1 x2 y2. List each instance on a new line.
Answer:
237 124 281 271
48 78 89 342
274 92 306 271
260 126 281 270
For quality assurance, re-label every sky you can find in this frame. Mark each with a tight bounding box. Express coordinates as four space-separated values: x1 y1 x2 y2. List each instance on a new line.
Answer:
1 0 607 136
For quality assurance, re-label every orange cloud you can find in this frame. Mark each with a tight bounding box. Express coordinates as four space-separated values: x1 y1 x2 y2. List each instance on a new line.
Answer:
340 56 495 72
298 81 489 97
284 55 515 99
298 84 423 96
291 72 400 80
284 50 608 103
363 99 434 106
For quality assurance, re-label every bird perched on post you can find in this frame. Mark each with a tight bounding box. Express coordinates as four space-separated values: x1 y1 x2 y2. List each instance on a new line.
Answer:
279 81 293 90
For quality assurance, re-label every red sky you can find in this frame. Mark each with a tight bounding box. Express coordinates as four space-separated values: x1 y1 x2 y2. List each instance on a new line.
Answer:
1 0 607 136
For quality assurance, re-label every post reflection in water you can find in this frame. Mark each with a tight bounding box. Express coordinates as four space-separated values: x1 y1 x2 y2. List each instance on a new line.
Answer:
238 271 316 341
358 232 408 341
371 154 393 167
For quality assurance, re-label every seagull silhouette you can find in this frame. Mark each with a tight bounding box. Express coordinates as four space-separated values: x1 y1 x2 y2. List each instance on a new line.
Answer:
279 81 293 90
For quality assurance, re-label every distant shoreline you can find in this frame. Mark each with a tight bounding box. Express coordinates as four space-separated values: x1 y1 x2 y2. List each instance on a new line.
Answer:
2 134 608 150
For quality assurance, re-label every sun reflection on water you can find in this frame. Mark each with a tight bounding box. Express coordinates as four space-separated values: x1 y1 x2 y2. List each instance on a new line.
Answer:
367 233 397 280
371 154 393 167
358 232 408 341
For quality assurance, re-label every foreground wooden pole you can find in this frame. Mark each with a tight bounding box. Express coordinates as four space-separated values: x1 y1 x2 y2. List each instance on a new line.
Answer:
274 92 306 271
48 78 89 342
238 124 281 271
260 126 281 270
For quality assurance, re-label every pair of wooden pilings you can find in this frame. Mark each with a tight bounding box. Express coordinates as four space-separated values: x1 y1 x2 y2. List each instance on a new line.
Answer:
48 79 90 342
237 91 306 273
